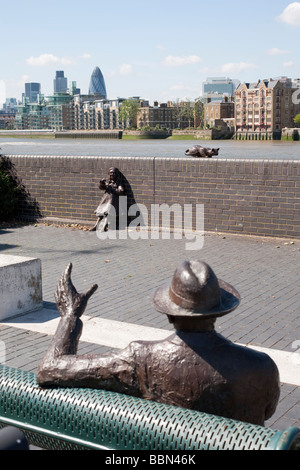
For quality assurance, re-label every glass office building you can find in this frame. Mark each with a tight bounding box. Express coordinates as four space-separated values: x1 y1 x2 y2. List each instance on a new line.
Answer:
202 78 238 100
24 83 41 103
54 71 68 93
88 66 107 98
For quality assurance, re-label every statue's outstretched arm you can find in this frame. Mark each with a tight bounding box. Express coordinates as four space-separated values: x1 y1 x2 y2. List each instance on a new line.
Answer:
37 264 139 395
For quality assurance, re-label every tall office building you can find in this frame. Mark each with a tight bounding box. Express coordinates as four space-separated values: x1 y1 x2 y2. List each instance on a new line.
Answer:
203 77 238 100
3 98 18 112
70 81 81 95
25 82 41 103
54 71 68 93
88 66 107 98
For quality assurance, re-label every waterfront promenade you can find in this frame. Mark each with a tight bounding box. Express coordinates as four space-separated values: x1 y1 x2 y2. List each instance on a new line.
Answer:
0 222 299 434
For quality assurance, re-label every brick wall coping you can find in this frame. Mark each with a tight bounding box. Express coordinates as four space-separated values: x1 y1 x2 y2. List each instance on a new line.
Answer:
6 154 300 163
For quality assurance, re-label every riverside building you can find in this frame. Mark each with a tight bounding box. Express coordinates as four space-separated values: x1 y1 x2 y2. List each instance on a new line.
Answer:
46 93 74 130
14 100 49 130
136 101 184 129
204 97 235 129
80 98 125 130
235 77 300 139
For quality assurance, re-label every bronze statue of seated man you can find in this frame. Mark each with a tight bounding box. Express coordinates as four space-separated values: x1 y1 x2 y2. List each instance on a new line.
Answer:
37 260 280 426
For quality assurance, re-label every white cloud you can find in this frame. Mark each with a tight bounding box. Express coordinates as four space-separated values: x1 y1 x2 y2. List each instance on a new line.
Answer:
26 54 73 66
159 83 200 102
170 84 188 91
267 47 291 55
278 2 300 26
170 83 199 93
80 53 91 59
163 55 201 66
283 61 294 67
106 70 116 78
200 66 210 74
221 62 256 74
3 75 31 98
120 64 133 75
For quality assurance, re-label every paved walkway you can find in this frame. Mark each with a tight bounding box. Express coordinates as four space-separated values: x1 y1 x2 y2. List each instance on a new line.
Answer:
0 222 299 432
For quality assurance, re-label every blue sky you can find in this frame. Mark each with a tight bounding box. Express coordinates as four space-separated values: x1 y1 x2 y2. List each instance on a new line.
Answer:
1 0 300 105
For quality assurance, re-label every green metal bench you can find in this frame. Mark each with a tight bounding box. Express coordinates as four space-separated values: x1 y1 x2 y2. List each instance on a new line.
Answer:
0 365 299 451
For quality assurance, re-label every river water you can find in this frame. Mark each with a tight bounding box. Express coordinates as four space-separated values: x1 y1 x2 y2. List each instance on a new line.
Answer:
0 137 300 160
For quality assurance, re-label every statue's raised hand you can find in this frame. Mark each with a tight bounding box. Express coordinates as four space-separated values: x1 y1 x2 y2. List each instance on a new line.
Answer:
55 263 98 318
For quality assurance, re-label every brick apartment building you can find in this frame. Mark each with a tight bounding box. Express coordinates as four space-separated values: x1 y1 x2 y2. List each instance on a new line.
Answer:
235 77 300 137
0 111 15 129
204 97 235 129
81 99 194 130
136 101 187 129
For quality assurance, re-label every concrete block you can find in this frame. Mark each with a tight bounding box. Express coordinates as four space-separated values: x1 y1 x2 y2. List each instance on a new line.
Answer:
0 255 42 321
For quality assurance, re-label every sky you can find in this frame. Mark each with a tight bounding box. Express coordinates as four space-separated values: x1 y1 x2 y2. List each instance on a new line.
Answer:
0 0 300 106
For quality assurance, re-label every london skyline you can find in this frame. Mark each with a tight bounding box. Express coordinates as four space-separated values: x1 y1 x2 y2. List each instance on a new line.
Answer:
1 0 300 105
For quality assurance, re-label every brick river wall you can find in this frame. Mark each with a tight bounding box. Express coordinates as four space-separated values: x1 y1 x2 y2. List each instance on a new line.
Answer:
6 155 300 239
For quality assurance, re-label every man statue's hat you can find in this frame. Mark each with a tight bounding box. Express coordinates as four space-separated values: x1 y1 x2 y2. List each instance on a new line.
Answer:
152 260 240 319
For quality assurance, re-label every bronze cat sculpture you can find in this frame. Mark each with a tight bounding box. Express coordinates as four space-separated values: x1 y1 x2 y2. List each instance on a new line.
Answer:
185 146 220 158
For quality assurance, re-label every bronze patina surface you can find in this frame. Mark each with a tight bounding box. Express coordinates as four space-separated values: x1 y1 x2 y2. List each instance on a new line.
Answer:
37 261 280 426
89 167 125 232
185 146 220 158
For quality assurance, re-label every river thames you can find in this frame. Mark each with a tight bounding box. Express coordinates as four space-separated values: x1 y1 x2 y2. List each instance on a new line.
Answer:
0 137 300 160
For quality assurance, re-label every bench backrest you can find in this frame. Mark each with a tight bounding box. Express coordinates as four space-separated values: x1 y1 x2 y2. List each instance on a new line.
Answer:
0 365 299 450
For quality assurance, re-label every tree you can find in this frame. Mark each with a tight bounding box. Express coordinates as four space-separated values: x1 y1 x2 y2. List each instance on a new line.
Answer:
194 99 204 129
119 99 140 129
181 100 195 128
171 99 204 129
171 99 183 128
294 114 300 127
0 155 19 220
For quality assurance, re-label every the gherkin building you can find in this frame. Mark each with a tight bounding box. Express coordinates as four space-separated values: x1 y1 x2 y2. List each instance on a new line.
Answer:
88 66 107 98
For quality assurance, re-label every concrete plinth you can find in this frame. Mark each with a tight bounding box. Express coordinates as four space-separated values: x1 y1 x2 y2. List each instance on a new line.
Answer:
0 255 42 321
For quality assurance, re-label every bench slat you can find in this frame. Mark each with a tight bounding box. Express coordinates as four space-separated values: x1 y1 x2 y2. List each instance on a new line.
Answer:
0 365 299 450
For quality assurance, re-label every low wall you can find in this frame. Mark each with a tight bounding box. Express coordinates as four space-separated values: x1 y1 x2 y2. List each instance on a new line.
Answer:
234 132 282 141
55 131 122 139
6 155 300 239
123 130 171 139
172 129 234 140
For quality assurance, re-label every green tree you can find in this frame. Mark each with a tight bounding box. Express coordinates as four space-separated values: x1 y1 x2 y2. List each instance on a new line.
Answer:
119 99 140 128
171 100 183 129
194 99 204 129
0 156 19 220
181 100 195 128
294 114 300 127
172 99 204 129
